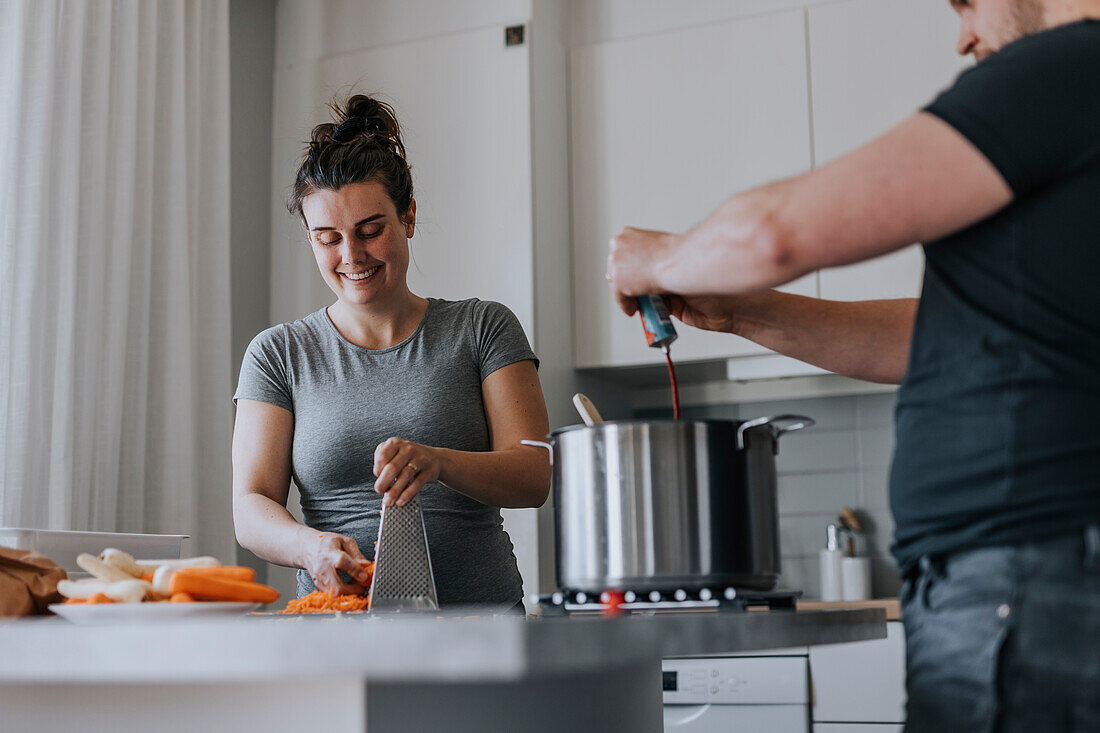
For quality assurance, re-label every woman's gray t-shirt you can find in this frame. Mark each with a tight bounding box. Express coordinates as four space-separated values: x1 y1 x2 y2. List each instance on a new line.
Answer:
233 298 538 605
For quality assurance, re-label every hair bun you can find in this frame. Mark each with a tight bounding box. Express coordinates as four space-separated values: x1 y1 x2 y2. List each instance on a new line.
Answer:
289 91 414 221
331 116 367 143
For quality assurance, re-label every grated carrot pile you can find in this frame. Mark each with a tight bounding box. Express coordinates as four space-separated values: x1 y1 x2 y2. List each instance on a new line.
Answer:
279 590 369 614
278 560 374 614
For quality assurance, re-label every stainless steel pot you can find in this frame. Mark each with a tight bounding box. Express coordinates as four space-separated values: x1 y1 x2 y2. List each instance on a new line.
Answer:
524 415 813 593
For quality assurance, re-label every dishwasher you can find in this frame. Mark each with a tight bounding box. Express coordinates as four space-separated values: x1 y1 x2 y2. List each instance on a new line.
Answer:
663 649 810 732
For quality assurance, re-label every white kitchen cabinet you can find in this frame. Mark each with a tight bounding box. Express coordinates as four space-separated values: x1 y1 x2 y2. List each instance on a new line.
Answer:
318 27 535 335
810 621 906 725
570 9 817 369
809 0 969 301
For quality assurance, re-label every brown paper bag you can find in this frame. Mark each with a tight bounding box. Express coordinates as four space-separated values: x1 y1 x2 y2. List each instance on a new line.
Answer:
0 546 68 616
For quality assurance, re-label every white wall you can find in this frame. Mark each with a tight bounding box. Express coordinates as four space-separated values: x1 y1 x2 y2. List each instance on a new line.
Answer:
568 0 853 45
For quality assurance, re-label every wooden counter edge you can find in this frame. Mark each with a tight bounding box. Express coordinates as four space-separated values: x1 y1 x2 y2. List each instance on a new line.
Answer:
796 598 901 621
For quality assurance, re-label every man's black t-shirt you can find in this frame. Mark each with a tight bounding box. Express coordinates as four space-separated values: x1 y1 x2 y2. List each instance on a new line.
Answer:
891 20 1100 572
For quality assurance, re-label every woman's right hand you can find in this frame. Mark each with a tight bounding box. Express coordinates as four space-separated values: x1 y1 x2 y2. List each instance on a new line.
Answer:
299 530 373 595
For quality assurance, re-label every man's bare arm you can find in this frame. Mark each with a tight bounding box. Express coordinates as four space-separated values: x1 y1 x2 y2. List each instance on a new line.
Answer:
669 291 919 384
631 112 1013 295
609 112 1012 380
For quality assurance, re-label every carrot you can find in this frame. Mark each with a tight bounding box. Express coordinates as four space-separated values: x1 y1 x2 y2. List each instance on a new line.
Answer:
169 592 196 603
64 597 88 605
174 566 256 582
168 573 279 604
140 572 155 582
87 592 114 604
358 560 375 586
279 590 368 614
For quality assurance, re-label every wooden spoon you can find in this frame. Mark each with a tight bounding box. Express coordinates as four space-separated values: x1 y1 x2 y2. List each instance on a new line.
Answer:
572 393 604 426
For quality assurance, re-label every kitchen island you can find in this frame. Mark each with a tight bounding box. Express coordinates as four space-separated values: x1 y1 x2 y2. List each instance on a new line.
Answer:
0 607 884 732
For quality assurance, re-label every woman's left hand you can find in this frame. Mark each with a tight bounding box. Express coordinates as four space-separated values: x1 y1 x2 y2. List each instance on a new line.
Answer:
373 437 441 507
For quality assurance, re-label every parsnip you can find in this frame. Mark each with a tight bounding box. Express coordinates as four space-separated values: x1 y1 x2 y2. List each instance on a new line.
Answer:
77 553 137 583
98 548 144 578
134 556 221 574
58 578 152 604
152 565 177 596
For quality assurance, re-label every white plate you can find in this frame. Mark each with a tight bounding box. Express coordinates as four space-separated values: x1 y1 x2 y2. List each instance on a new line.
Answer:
49 601 260 625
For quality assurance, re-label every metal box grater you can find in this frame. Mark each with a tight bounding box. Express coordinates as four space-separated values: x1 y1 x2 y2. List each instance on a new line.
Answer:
368 494 438 611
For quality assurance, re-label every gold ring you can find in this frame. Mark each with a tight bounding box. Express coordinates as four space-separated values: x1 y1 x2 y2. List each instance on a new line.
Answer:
407 463 420 474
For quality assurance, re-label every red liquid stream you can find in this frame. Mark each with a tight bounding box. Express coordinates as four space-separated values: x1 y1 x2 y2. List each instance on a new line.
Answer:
665 348 681 420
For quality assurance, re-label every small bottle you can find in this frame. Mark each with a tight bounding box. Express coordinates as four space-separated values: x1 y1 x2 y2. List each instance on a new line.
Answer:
819 523 844 602
636 295 678 349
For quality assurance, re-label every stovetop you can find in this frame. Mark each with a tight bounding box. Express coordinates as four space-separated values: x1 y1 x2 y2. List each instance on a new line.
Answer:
533 587 802 617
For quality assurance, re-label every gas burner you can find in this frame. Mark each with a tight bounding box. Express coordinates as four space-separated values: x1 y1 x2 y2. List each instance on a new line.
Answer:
532 587 801 617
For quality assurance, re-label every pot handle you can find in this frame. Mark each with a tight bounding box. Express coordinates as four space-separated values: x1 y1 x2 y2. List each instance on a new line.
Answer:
520 439 553 466
736 414 815 450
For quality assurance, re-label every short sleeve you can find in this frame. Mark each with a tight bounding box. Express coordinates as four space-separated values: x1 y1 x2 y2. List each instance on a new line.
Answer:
472 301 538 381
922 22 1100 198
234 327 294 412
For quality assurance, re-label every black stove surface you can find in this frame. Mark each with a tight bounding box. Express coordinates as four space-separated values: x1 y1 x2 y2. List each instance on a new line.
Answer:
534 587 802 617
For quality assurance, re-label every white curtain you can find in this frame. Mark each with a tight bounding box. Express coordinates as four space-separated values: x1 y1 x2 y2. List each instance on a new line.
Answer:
0 0 236 560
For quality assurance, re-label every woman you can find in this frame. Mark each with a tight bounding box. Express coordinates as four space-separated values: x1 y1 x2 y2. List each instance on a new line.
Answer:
232 94 551 607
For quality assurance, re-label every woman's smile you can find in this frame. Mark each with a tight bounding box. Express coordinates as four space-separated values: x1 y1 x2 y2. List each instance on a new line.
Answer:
341 265 381 283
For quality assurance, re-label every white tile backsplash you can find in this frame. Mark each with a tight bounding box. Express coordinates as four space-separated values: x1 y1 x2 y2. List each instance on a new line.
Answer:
739 396 859 431
779 555 820 599
857 425 896 468
862 508 897 559
860 465 892 509
780 514 838 557
776 429 859 473
665 390 902 599
778 471 860 514
856 392 898 427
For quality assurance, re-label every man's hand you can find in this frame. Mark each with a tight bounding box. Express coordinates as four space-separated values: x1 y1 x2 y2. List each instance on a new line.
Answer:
606 227 684 315
662 293 750 335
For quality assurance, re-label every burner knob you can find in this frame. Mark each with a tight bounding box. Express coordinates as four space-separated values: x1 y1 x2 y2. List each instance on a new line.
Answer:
601 589 626 617
551 592 563 605
648 590 661 603
699 588 713 601
724 587 737 600
624 591 637 603
674 589 687 602
575 591 588 604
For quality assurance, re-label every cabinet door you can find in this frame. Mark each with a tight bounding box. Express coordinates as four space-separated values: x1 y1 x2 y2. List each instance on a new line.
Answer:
810 621 906 723
318 27 535 335
570 10 815 369
809 0 969 301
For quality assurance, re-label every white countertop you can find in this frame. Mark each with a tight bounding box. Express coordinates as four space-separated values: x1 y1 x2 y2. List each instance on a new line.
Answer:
0 607 885 684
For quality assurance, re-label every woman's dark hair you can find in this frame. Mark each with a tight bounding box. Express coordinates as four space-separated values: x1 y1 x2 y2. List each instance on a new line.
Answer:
287 93 413 222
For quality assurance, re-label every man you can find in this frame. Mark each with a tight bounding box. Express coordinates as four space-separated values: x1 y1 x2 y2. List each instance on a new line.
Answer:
607 1 1100 730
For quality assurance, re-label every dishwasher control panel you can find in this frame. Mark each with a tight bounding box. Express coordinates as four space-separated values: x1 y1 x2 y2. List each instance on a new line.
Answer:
662 656 808 705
